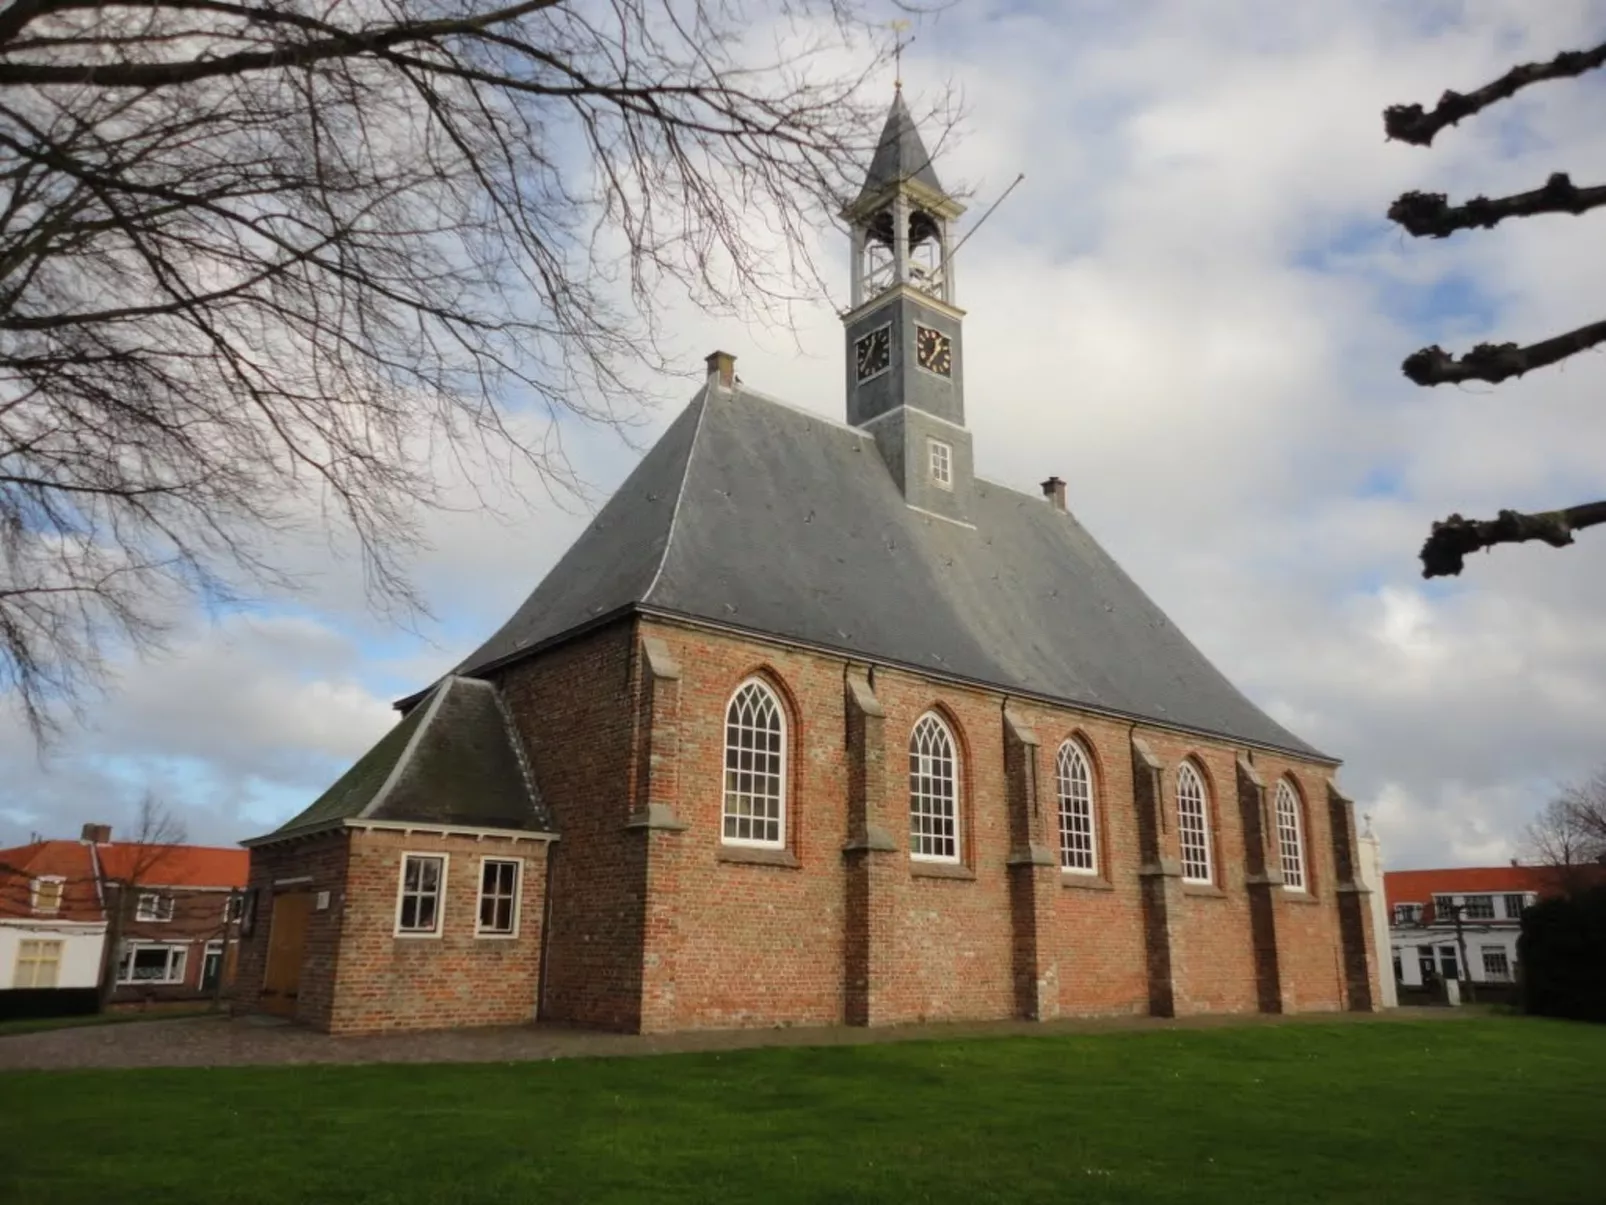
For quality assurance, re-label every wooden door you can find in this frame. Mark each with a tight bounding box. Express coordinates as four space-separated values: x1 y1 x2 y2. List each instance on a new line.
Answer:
261 892 313 1017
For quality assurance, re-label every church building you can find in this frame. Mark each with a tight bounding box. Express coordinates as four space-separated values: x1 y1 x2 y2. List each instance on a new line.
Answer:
234 95 1380 1035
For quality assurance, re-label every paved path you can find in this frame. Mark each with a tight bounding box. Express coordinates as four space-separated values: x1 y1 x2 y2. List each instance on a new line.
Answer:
0 1006 1469 1071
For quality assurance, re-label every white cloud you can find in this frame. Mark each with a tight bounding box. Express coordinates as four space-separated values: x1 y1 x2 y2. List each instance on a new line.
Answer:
5 0 1605 871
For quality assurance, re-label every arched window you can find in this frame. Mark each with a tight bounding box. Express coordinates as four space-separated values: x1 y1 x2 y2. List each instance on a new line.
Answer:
722 679 786 847
1176 761 1213 884
1274 779 1307 892
909 712 959 862
1056 740 1098 874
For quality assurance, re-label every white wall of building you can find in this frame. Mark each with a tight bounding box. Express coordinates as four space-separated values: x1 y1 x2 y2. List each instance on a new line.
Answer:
1387 889 1531 990
0 921 107 990
1356 828 1398 1008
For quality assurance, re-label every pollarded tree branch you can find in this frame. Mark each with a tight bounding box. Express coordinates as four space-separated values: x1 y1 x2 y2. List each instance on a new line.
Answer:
1389 172 1606 238
1384 40 1606 146
1402 318 1606 386
1420 502 1606 578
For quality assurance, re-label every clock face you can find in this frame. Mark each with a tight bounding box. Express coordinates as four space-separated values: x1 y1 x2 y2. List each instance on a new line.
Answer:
915 325 952 377
855 325 891 382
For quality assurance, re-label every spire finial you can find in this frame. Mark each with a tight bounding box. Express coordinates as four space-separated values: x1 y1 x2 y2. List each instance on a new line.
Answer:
889 19 911 91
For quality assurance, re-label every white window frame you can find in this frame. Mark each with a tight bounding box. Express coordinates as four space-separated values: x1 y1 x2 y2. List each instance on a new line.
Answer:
1273 779 1307 892
117 941 188 985
1462 894 1495 920
1481 946 1512 981
394 853 448 938
1176 761 1213 884
1055 739 1098 875
14 939 63 988
720 678 788 849
475 857 523 938
29 875 65 914
1502 892 1528 920
1394 903 1423 926
1432 894 1454 921
135 891 174 922
909 712 961 863
928 438 953 490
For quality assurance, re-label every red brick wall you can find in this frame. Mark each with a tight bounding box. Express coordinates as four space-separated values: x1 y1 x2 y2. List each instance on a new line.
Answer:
109 883 240 1004
497 621 648 1030
327 830 548 1035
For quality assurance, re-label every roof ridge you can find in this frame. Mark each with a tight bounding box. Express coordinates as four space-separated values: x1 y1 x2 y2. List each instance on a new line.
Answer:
642 387 712 604
731 385 873 438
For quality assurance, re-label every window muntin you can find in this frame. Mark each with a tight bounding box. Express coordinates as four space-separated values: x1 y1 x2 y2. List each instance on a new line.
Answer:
1393 903 1423 926
928 439 952 489
1274 780 1307 892
1176 761 1213 884
30 876 64 914
135 892 174 922
722 679 787 848
1503 893 1529 920
1055 740 1097 874
396 854 446 936
1481 946 1512 981
1432 894 1454 921
909 713 960 862
15 940 63 988
477 859 521 937
117 942 187 984
1462 894 1495 920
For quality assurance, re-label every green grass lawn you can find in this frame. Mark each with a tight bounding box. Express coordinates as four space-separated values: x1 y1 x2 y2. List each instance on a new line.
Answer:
2 1017 1602 1204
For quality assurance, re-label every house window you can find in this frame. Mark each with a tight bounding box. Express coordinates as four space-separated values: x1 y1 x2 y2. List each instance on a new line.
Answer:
1438 945 1460 980
1176 761 1213 884
225 894 246 923
722 679 787 848
1393 903 1423 926
928 439 952 489
135 892 174 922
1055 739 1097 874
1503 893 1529 920
395 854 446 936
1416 944 1435 980
14 940 63 988
30 876 64 914
909 712 959 862
1392 953 1403 982
117 943 188 984
477 859 521 936
1432 894 1454 921
1274 779 1306 892
1463 895 1495 920
1481 947 1512 981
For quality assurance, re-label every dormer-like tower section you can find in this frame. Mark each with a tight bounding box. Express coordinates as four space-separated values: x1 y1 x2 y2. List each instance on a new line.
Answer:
843 92 972 525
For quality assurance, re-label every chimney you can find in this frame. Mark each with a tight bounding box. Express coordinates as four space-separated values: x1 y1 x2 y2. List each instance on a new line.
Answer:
704 350 736 392
80 822 112 844
1040 475 1066 512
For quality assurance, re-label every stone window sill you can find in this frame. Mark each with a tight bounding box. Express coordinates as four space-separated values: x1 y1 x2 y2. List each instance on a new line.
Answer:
716 846 800 869
1061 873 1115 892
911 861 976 882
1182 883 1228 899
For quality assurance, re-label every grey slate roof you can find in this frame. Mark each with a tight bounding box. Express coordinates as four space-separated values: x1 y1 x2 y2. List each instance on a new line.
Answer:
253 676 553 843
854 90 945 206
454 386 1330 762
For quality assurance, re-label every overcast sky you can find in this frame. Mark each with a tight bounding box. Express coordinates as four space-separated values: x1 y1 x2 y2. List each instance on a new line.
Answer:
4 0 1605 873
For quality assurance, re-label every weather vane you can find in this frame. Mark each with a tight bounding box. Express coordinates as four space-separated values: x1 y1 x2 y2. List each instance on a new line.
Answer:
888 18 912 90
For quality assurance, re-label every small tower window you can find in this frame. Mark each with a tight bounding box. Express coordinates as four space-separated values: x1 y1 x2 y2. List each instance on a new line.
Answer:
928 439 952 489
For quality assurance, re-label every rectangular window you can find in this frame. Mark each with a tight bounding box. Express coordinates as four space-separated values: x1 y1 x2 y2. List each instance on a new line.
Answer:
1438 945 1460 980
1393 903 1422 926
477 859 521 937
1503 893 1528 920
30 877 64 914
225 894 246 923
1415 944 1435 980
135 892 174 922
395 854 446 936
1392 953 1403 982
15 940 63 988
928 439 952 489
116 943 188 984
1432 894 1455 921
1462 894 1495 920
1481 946 1512 981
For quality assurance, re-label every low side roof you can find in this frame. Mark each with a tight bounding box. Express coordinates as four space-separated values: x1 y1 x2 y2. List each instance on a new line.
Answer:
254 677 552 844
452 386 1326 762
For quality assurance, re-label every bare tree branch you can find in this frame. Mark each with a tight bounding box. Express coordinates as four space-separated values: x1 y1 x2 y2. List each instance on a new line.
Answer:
1383 40 1606 146
1419 501 1606 578
1402 318 1606 386
1389 172 1606 239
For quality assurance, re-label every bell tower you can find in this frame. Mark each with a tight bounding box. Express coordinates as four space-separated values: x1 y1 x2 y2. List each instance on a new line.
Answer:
843 91 972 525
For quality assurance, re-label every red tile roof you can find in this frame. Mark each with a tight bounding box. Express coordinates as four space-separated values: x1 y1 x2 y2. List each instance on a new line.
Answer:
1383 865 1586 911
0 839 248 924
